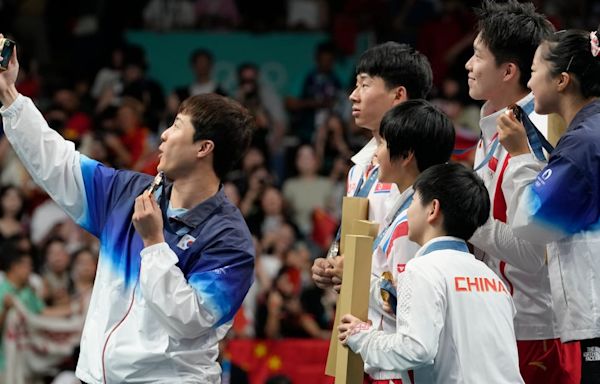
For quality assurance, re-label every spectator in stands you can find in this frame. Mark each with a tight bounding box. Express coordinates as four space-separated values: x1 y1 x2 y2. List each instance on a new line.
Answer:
119 45 165 132
94 44 165 134
91 44 125 101
239 165 275 224
0 185 26 242
314 113 352 175
234 62 287 180
255 266 329 339
44 87 93 151
256 187 290 241
0 241 77 379
103 96 157 173
69 248 97 319
286 41 343 143
228 147 267 197
0 242 45 379
282 145 333 236
40 237 72 307
260 223 297 285
184 48 228 97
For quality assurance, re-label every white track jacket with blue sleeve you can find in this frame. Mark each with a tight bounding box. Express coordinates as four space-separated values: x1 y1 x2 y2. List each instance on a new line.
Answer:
1 95 255 383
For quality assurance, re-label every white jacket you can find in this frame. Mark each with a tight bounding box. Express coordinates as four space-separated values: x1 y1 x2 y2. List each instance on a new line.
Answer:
347 237 523 384
470 93 558 340
1 95 255 383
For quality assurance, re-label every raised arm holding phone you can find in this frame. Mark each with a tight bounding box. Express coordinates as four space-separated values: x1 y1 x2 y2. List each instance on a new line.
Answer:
0 37 256 384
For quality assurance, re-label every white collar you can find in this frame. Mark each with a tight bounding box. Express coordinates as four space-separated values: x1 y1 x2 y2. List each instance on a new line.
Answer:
415 236 470 258
384 185 414 224
351 137 377 168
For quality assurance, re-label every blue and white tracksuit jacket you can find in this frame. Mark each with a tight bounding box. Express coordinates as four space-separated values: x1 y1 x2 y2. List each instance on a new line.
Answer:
504 100 600 342
1 95 255 383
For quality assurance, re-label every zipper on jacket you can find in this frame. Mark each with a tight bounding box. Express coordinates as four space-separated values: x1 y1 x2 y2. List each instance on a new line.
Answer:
555 251 569 307
101 278 140 383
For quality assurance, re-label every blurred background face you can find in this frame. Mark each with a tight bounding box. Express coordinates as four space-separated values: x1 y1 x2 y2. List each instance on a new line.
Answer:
53 89 79 113
1 187 23 217
317 51 335 72
239 67 259 93
193 55 212 78
274 224 296 255
124 64 144 83
117 104 141 130
12 255 33 284
242 148 265 172
261 187 283 216
295 145 318 176
46 241 70 274
72 250 97 284
275 271 295 296
285 245 310 270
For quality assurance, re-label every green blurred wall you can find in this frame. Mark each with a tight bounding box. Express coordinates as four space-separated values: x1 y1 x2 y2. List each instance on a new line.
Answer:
126 31 371 96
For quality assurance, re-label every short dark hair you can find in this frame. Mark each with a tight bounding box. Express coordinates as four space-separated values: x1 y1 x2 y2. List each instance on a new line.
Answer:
413 163 490 241
379 99 455 172
543 26 600 98
179 94 255 180
316 41 336 56
122 44 148 71
356 42 433 99
475 0 554 89
0 240 31 272
237 62 259 78
189 48 214 66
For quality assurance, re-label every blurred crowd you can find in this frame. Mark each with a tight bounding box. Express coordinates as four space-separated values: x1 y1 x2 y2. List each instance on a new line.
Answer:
0 0 597 382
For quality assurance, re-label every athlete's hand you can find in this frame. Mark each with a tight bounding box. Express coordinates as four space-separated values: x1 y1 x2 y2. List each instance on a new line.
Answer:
133 191 165 247
0 34 19 107
327 255 344 293
311 258 334 289
497 110 530 156
338 314 371 345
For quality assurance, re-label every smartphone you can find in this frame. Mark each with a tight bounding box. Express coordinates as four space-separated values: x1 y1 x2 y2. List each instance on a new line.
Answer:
0 38 15 71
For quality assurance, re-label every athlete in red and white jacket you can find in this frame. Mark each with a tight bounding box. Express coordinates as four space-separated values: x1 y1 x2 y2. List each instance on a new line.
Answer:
346 138 399 233
469 93 580 382
465 8 580 379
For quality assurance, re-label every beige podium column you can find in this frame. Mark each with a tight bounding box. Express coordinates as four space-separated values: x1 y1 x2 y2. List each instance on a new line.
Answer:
325 197 370 377
334 220 379 384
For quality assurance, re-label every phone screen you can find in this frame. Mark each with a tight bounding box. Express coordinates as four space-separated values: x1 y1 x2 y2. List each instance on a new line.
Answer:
0 39 15 70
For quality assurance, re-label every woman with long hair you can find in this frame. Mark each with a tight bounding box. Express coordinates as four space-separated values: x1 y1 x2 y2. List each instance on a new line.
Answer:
498 25 600 382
